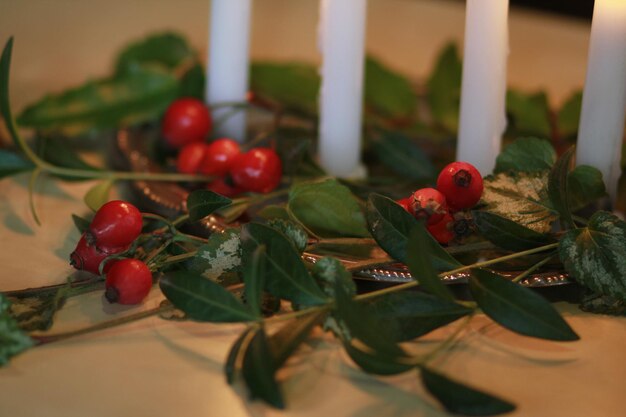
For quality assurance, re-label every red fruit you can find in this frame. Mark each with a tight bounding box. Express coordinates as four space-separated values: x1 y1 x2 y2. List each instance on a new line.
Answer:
426 212 455 244
230 148 282 193
104 259 152 305
176 142 209 174
88 200 142 251
207 177 244 198
69 234 125 275
409 188 448 225
161 98 212 149
199 138 241 176
437 161 483 211
396 197 411 213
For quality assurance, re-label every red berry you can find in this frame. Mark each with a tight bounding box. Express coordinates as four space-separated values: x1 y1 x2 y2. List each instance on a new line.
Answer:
207 177 244 198
161 98 212 149
104 259 152 305
199 138 241 176
70 234 125 275
426 212 455 244
230 148 282 193
88 200 142 251
176 142 209 174
436 162 483 211
409 188 448 225
396 197 411 213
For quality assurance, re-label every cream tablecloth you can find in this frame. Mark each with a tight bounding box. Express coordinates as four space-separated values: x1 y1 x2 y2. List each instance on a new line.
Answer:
0 1 625 416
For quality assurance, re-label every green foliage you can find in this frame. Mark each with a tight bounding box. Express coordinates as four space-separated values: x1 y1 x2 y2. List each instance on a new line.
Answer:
342 341 414 376
426 43 462 132
372 131 436 181
250 62 319 116
557 91 582 140
288 178 369 238
364 56 416 119
266 219 308 253
366 193 460 269
494 137 556 174
242 246 267 316
559 211 626 301
421 367 516 416
506 90 551 138
160 271 258 322
241 223 328 306
405 224 455 301
6 286 70 332
114 32 197 74
548 147 575 229
18 66 178 136
568 165 606 211
71 213 92 234
84 180 114 211
35 136 101 179
241 327 285 409
473 211 555 251
0 150 34 178
0 294 35 366
481 171 557 233
187 190 232 222
186 228 242 281
366 292 472 341
311 257 356 299
469 269 579 341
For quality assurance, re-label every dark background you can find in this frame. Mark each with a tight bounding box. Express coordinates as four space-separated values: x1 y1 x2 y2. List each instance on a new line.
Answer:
511 0 593 19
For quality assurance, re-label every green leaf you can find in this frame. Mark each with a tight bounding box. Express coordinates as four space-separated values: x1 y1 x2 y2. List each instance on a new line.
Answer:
333 278 404 357
187 228 242 280
372 131 436 181
469 268 579 341
0 150 34 178
426 43 462 132
179 63 205 100
17 65 179 136
84 180 114 212
559 211 626 301
243 246 266 316
481 171 557 233
257 204 290 221
0 38 22 150
557 91 582 140
568 165 606 211
71 214 92 234
114 32 197 74
364 57 416 119
548 147 575 229
187 190 232 222
241 327 285 409
494 137 556 174
7 286 70 332
366 193 461 270
35 136 101 179
366 292 472 341
405 224 454 301
225 326 255 385
311 257 356 299
421 367 515 416
342 341 414 376
266 219 308 253
0 294 35 366
288 178 369 238
241 223 328 306
250 62 319 116
160 271 258 322
506 90 551 138
472 210 555 251
269 310 326 367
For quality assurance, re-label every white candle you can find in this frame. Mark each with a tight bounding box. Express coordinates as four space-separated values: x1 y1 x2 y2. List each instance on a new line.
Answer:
206 0 252 143
457 0 509 175
318 0 367 178
576 0 626 202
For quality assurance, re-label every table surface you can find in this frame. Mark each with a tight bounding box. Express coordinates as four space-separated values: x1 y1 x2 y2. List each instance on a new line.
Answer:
1 1 625 417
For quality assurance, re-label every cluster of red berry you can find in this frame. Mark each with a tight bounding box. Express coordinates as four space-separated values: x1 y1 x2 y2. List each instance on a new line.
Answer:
70 201 152 305
397 161 483 244
162 98 282 197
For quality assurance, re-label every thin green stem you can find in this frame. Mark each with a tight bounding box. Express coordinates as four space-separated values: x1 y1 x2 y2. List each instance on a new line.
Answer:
28 168 42 225
511 254 555 283
159 251 198 266
33 303 174 345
